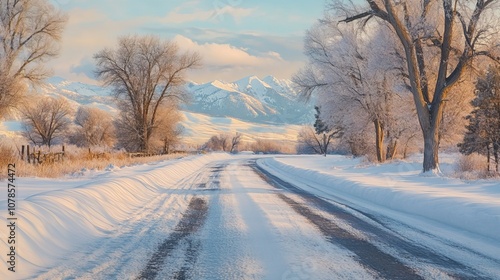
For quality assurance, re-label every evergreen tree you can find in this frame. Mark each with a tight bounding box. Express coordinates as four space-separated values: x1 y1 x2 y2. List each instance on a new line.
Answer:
459 66 500 172
311 106 342 156
314 106 329 135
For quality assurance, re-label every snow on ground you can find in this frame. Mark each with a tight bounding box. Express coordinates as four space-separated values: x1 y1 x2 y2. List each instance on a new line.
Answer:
258 154 500 256
0 153 231 279
1 152 499 279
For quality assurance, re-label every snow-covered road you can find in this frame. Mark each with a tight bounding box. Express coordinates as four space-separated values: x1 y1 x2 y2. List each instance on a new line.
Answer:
22 157 497 279
2 154 499 279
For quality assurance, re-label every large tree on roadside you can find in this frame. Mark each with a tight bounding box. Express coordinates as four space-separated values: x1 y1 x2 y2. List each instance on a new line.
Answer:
0 0 67 117
336 0 500 172
94 35 201 152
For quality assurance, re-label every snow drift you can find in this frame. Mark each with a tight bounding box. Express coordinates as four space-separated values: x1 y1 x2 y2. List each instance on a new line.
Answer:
0 154 230 279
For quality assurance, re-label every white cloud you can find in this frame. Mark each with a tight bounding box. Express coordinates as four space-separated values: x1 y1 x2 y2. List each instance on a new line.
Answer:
47 7 302 84
211 6 256 23
160 2 255 24
172 35 303 83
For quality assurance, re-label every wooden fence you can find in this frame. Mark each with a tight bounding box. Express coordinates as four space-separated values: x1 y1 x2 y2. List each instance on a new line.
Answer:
20 145 65 165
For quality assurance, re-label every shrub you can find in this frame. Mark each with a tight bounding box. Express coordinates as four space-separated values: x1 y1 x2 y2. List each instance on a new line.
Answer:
454 154 490 180
250 139 295 154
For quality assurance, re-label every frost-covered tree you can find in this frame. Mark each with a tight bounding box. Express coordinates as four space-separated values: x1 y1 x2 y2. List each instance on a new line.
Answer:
294 18 409 162
203 134 229 152
0 0 66 117
336 0 500 172
459 66 500 171
297 126 320 154
151 106 183 154
230 133 242 153
202 132 242 153
71 106 115 148
21 97 72 147
95 35 201 152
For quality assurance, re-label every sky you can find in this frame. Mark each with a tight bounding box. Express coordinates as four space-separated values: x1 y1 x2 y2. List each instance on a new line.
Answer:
47 0 328 84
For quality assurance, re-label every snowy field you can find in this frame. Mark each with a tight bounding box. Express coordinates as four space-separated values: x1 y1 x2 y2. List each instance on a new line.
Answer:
1 153 499 279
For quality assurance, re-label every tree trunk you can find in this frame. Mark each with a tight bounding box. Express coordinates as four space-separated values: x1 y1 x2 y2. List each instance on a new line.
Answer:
374 119 385 163
487 143 491 172
422 125 440 173
322 133 327 157
494 143 499 172
386 139 398 160
140 121 149 153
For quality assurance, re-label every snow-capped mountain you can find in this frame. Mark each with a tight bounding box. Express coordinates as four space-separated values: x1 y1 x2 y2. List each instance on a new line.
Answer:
185 76 313 124
42 76 119 114
2 76 312 143
39 75 313 125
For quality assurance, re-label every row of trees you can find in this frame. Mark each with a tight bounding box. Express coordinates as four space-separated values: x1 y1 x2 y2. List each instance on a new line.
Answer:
19 97 184 154
295 0 500 172
202 133 242 153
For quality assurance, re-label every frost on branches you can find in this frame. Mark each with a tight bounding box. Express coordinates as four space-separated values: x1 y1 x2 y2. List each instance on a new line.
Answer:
303 0 500 172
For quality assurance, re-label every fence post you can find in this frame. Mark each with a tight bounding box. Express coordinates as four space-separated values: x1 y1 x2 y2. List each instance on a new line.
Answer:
37 151 41 164
27 145 30 164
21 145 25 161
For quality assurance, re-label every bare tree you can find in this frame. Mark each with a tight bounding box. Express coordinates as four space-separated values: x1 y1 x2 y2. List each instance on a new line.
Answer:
21 97 72 147
71 106 115 148
203 135 223 151
336 0 500 172
230 132 242 153
203 133 232 152
94 35 201 152
0 0 66 117
297 126 323 154
159 125 183 154
153 106 184 154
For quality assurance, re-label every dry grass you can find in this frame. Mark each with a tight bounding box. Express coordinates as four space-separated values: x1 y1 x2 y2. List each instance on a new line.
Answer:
0 142 17 179
0 143 186 178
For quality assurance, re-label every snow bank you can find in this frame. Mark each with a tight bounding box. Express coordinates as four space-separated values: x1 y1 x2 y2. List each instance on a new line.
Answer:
258 156 500 243
0 153 230 279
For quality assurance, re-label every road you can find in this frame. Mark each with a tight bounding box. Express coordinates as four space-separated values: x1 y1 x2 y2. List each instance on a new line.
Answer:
35 157 500 280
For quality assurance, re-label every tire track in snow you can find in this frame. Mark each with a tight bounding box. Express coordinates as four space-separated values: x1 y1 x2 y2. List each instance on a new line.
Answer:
252 162 488 279
137 164 226 280
136 196 208 280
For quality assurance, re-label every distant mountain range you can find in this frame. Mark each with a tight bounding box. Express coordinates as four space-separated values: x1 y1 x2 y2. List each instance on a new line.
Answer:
185 76 313 124
42 75 314 125
0 76 313 143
